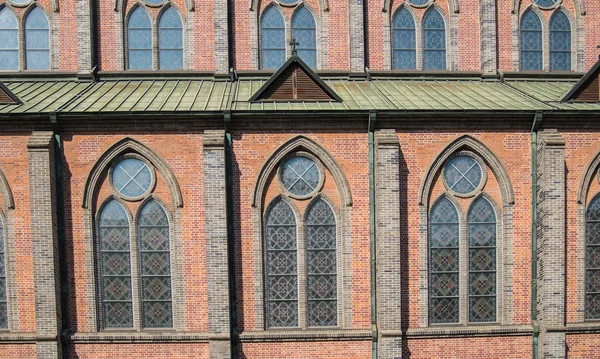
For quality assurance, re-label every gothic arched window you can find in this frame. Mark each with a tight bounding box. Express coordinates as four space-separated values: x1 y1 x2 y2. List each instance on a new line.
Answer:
25 7 50 70
549 10 571 71
520 9 543 71
261 7 286 69
422 7 446 70
586 194 600 320
127 7 153 70
291 7 317 68
392 7 416 70
158 7 183 70
0 8 18 71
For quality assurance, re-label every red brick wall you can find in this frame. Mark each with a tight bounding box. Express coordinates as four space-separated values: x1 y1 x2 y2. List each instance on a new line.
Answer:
239 341 371 358
405 336 531 358
69 343 209 359
566 333 600 358
0 344 36 359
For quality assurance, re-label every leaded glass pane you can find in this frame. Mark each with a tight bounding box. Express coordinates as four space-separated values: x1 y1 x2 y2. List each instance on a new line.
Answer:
144 0 166 4
444 156 483 194
0 8 18 71
422 8 446 70
468 197 496 322
280 156 320 197
266 199 298 327
99 200 133 328
0 216 6 329
586 194 600 319
306 199 337 326
292 7 317 69
139 200 172 328
112 158 152 198
159 8 183 70
128 7 152 70
25 8 49 71
408 0 429 5
521 10 543 71
429 197 459 324
392 8 416 70
550 11 571 71
533 0 559 7
261 7 285 69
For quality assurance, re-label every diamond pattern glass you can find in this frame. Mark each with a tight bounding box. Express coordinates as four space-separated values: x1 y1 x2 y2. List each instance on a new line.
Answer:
586 194 600 319
550 10 571 71
145 0 166 4
0 8 18 71
533 0 559 7
408 0 429 5
444 156 483 195
423 8 446 70
128 7 152 70
25 7 50 71
159 8 183 70
261 7 285 69
112 158 152 198
521 9 543 71
468 197 496 322
306 199 337 326
0 215 6 329
429 197 459 323
139 200 172 328
392 7 416 70
280 156 320 197
99 200 133 328
292 7 317 68
266 199 298 327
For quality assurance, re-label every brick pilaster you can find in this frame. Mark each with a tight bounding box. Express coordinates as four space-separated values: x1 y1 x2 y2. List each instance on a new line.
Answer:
536 129 566 359
349 0 364 73
203 130 231 359
375 129 402 359
28 132 62 359
213 0 229 74
480 0 497 75
77 0 93 73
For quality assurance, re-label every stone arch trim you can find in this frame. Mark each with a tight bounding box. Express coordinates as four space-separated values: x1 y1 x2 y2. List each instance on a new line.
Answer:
116 0 194 12
576 147 600 205
82 137 183 209
0 168 15 210
383 0 458 13
251 0 328 11
513 0 585 15
418 135 515 207
251 135 353 208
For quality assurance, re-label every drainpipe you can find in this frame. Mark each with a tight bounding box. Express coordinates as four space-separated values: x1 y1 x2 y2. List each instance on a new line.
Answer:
368 110 378 359
224 111 238 359
531 111 542 359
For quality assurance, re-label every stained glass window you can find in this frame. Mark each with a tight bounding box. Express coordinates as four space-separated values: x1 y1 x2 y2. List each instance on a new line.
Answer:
408 0 429 5
144 0 166 4
444 156 483 195
25 7 50 71
0 8 19 71
306 199 337 327
422 8 446 70
521 9 543 71
265 199 298 327
429 197 459 324
280 156 320 197
139 200 173 328
99 200 133 328
112 158 152 198
292 7 317 69
586 194 600 320
158 8 183 70
128 7 152 70
0 215 7 329
533 0 559 7
549 10 571 71
468 197 497 322
392 7 416 70
261 7 285 69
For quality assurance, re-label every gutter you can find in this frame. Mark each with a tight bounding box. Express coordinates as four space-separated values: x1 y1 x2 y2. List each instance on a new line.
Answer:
531 111 542 359
368 110 378 359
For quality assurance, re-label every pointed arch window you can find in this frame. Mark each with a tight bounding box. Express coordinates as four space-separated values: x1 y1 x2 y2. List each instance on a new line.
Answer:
261 7 286 70
291 7 316 69
586 194 600 320
25 7 49 70
128 7 152 70
0 8 19 71
422 8 446 70
549 10 571 71
392 7 416 70
158 7 183 70
520 9 543 71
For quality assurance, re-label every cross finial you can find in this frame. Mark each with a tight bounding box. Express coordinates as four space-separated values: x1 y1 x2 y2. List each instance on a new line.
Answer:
290 38 299 56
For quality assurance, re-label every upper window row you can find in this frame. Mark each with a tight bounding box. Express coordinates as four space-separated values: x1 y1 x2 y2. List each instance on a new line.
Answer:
0 6 50 71
521 8 572 71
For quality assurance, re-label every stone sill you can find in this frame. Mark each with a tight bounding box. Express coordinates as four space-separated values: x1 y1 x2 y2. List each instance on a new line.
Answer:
237 329 373 342
547 323 600 334
0 333 55 343
68 332 229 343
381 324 533 339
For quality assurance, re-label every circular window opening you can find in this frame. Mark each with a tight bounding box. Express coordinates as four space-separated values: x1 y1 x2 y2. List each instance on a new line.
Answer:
111 157 154 200
407 0 432 7
443 155 484 196
279 155 322 198
532 0 560 8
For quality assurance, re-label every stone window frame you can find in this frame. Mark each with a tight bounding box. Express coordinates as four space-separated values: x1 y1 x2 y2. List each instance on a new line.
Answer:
108 153 157 202
441 150 488 198
0 168 17 332
82 138 185 333
123 2 187 71
418 135 515 327
276 151 325 200
251 135 353 331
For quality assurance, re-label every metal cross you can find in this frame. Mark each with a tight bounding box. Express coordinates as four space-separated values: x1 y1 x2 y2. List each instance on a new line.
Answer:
290 38 300 56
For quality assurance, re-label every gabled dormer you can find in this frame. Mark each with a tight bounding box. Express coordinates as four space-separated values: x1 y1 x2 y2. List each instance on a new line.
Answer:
0 82 21 105
562 59 600 102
